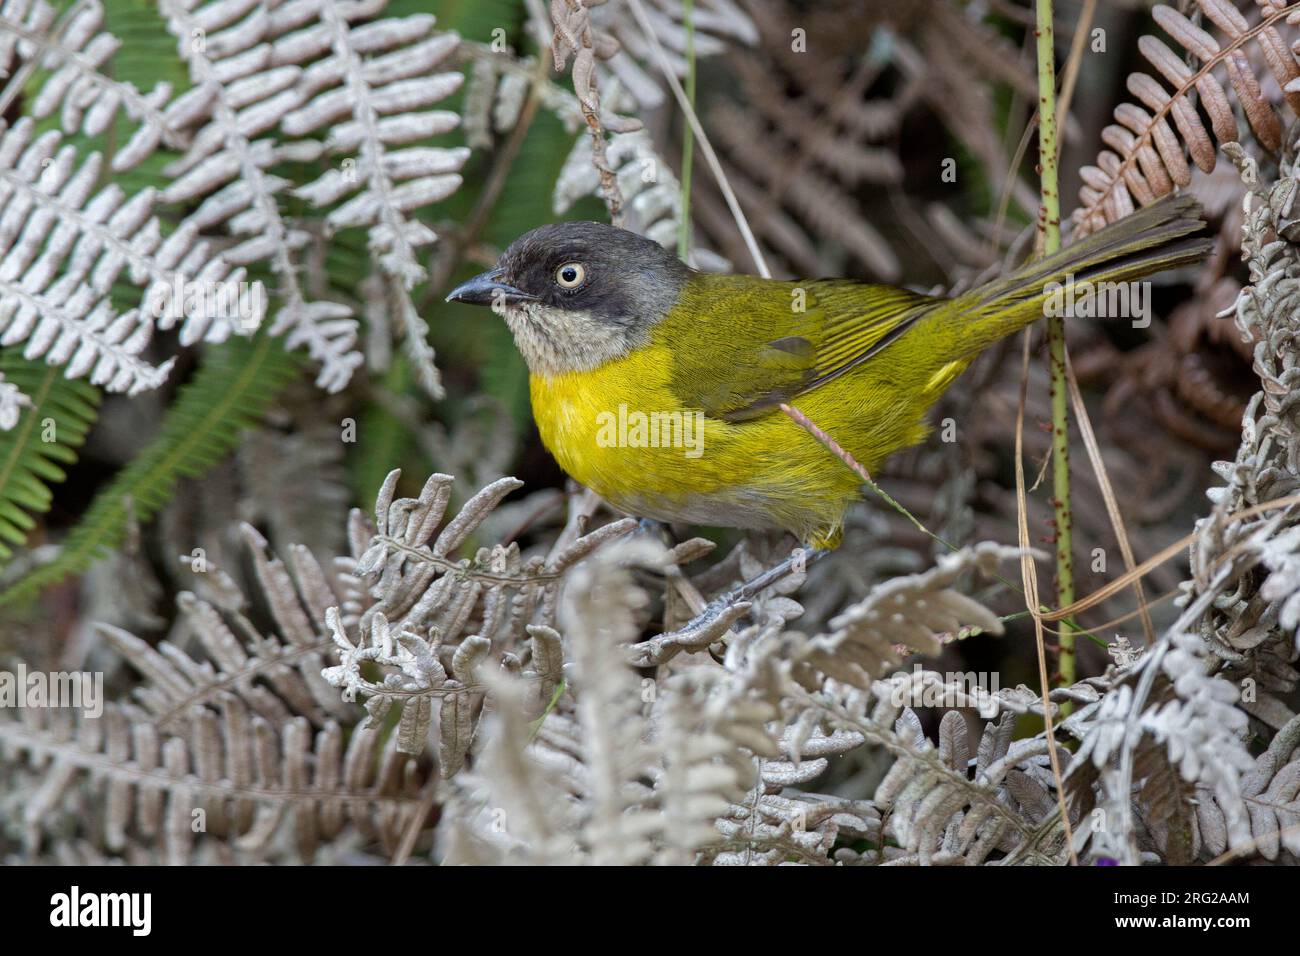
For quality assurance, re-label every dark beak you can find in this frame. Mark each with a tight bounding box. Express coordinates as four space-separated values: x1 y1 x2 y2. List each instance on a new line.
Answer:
445 269 536 306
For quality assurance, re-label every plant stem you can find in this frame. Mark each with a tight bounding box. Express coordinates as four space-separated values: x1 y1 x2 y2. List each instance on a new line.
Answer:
677 0 697 262
1034 0 1076 691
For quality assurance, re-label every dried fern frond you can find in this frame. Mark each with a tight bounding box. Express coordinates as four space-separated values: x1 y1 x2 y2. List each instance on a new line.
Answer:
702 22 904 280
1073 0 1300 234
1175 144 1300 737
0 109 262 356
444 536 780 865
1 696 424 864
100 523 352 734
1070 629 1256 865
342 468 635 638
0 117 254 394
459 45 590 147
868 709 1061 865
794 542 1021 692
157 0 363 392
321 468 639 760
236 421 350 560
1195 711 1300 860
0 0 180 170
281 5 468 398
774 676 1068 865
0 520 431 864
544 0 756 112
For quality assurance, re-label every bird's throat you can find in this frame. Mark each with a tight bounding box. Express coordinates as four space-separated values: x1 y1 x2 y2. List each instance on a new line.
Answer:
503 301 649 377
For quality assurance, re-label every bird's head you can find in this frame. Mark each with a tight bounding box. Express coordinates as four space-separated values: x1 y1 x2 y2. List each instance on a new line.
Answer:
446 221 690 376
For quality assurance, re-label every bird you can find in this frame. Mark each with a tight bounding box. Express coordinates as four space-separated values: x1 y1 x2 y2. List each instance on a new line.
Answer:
447 195 1209 553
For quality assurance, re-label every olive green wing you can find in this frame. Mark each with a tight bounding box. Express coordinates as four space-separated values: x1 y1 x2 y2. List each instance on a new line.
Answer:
664 277 935 421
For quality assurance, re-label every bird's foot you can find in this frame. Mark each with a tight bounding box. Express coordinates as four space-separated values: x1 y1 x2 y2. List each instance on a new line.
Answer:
630 546 827 668
680 546 827 631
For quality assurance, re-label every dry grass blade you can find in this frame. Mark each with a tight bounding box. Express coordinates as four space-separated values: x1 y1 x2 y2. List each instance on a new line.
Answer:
1014 328 1078 866
1064 355 1154 644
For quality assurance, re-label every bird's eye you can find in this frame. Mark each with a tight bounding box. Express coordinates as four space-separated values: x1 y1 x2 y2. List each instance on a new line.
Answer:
555 262 585 288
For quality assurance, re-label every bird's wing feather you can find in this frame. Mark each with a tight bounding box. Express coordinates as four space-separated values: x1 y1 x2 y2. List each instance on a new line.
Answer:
665 277 934 421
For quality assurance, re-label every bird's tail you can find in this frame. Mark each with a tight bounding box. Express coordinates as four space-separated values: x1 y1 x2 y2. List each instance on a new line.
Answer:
935 194 1210 358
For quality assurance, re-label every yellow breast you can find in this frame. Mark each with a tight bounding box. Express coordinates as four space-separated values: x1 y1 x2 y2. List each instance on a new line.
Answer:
529 343 717 505
527 344 866 543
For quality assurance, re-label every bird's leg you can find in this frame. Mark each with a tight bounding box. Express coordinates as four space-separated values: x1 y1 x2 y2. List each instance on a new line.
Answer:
634 518 714 620
636 517 666 538
673 546 829 632
718 546 827 605
629 544 830 668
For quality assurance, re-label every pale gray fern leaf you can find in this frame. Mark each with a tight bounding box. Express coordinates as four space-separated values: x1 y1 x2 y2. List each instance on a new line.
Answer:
281 5 467 398
795 542 1021 692
0 696 423 863
97 523 352 734
322 468 638 766
158 0 363 392
0 0 179 169
1195 711 1300 861
0 119 182 394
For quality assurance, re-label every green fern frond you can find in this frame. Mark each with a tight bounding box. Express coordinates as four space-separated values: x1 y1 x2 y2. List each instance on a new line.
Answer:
0 352 101 562
0 331 302 604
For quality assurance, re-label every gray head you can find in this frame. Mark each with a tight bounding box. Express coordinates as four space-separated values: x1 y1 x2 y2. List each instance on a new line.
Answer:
446 221 690 376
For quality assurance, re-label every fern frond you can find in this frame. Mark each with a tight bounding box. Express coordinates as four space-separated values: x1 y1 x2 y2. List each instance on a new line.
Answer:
322 467 638 760
1 493 431 862
0 331 301 603
282 6 468 398
0 350 98 560
0 117 259 382
0 119 178 391
1071 628 1256 864
459 46 585 147
1195 712 1300 860
0 0 181 169
0 371 29 427
795 542 1020 692
444 535 775 865
1073 0 1300 234
585 0 757 109
157 0 363 392
1 696 424 863
870 709 1058 865
98 522 352 734
284 10 465 283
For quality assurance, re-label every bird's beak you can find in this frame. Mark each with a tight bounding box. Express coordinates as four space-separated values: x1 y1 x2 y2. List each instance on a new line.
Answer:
445 269 537 306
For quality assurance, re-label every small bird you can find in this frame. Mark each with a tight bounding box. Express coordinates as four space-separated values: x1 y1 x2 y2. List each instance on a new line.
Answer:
448 196 1208 550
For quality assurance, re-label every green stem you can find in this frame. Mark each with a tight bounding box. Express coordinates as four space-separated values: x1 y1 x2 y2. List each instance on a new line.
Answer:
1035 0 1075 692
677 0 696 262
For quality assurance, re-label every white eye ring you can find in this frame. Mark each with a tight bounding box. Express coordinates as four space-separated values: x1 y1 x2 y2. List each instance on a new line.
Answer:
555 262 585 288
